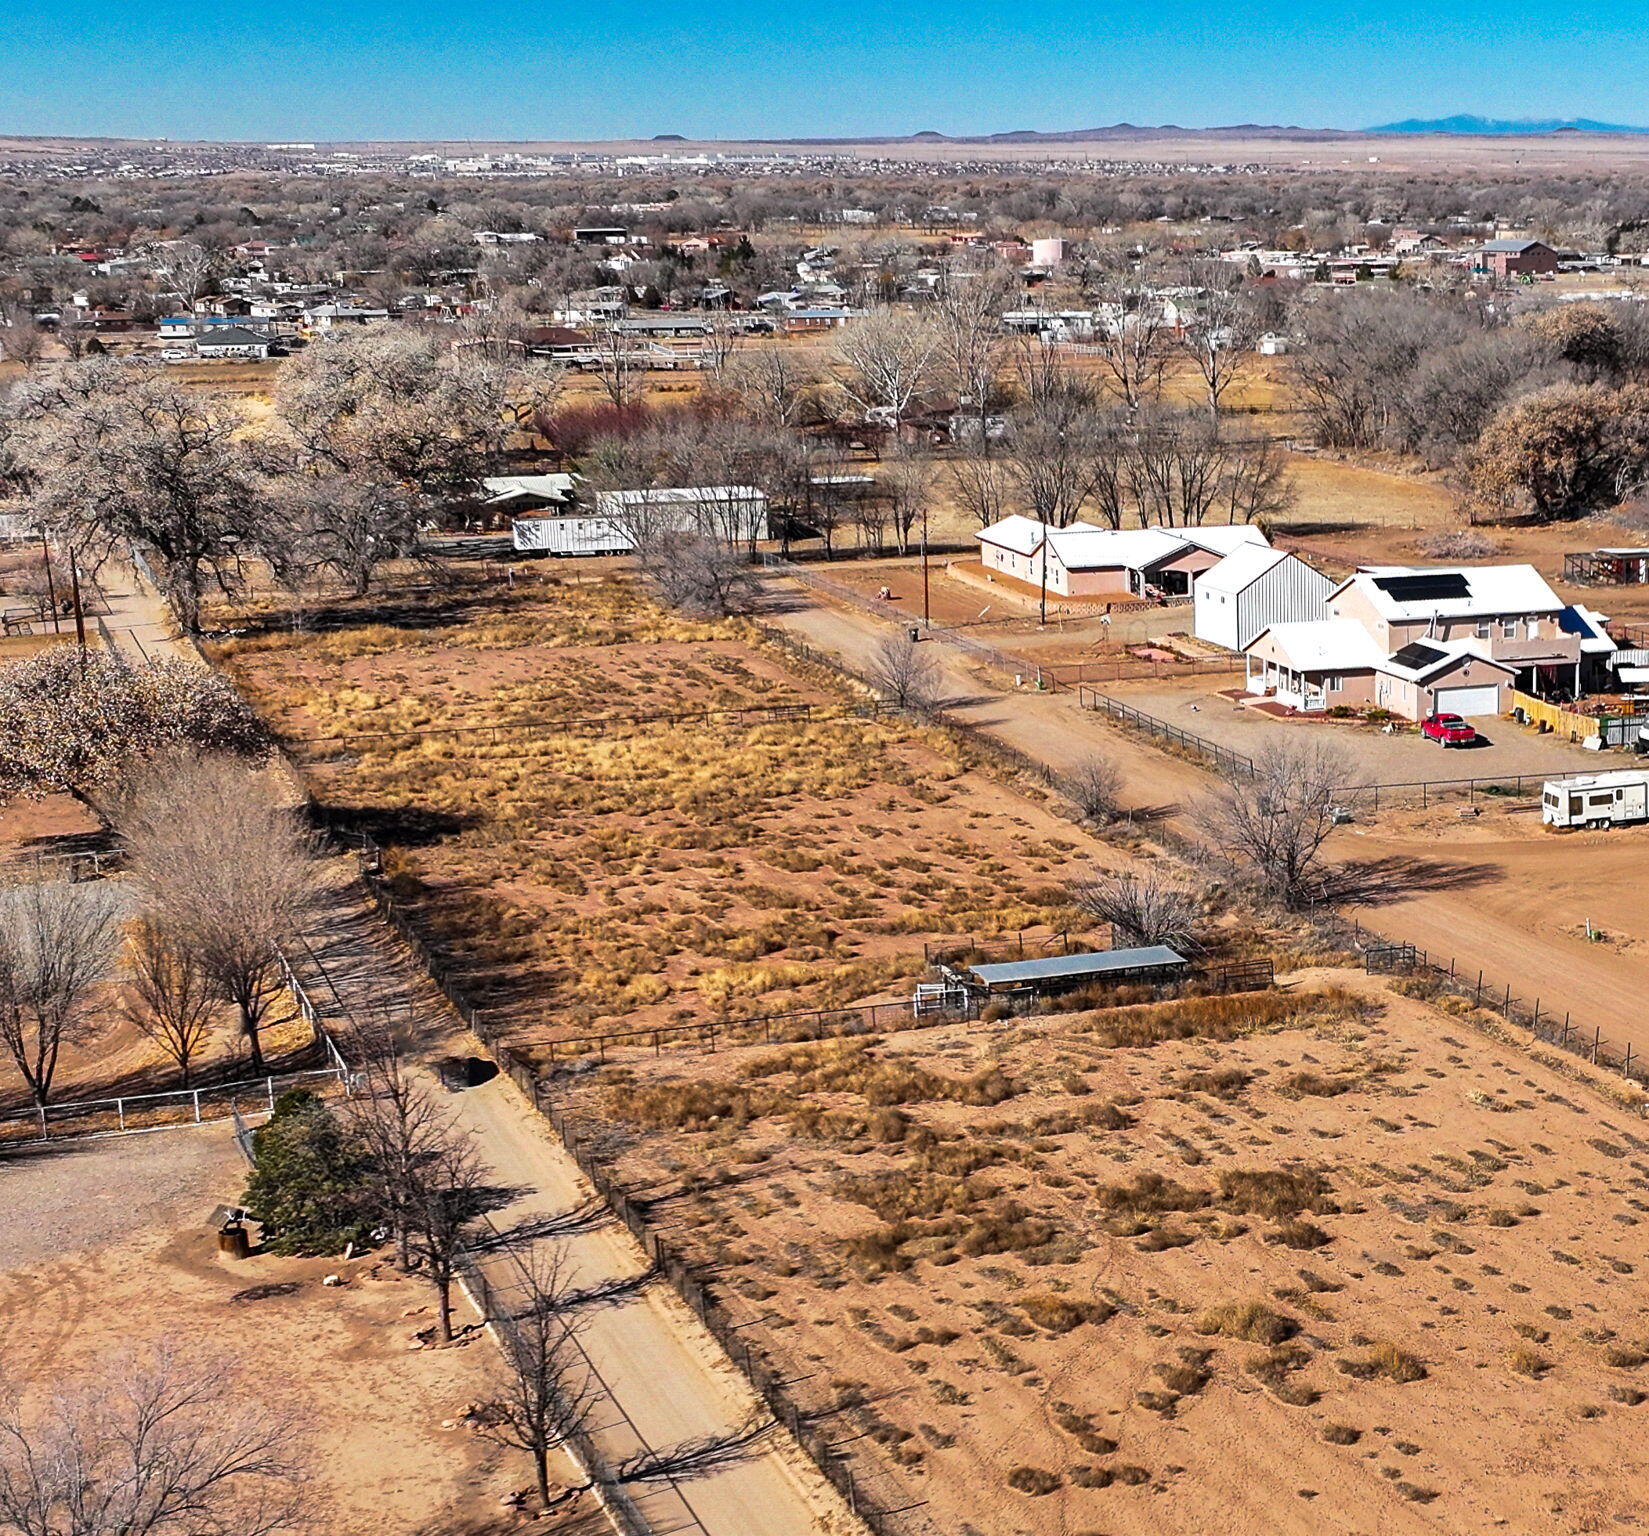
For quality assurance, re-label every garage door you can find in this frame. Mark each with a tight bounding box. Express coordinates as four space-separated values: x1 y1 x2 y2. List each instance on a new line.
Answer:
1434 683 1500 717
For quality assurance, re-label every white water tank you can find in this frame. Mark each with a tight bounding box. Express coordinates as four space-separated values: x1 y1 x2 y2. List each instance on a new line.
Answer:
1031 238 1065 268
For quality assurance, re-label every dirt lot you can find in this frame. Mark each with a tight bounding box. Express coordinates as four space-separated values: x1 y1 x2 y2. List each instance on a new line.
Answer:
547 968 1649 1536
1103 672 1604 781
0 1124 530 1536
210 576 1129 1052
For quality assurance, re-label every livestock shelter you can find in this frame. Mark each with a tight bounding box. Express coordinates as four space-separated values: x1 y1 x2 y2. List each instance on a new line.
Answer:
956 946 1190 1000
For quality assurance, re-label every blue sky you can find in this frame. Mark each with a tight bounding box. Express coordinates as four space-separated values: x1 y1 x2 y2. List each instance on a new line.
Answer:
4 0 1649 141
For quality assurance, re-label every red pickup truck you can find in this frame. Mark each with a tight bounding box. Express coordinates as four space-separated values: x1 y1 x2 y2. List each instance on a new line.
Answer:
1421 712 1478 747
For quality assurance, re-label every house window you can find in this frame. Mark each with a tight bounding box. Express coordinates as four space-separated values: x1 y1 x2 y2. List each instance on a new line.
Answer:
1475 620 1491 639
1501 619 1517 639
1323 674 1344 693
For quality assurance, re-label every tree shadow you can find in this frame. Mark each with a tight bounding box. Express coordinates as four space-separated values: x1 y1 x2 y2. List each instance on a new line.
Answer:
1319 855 1498 907
478 1199 612 1251
309 801 480 848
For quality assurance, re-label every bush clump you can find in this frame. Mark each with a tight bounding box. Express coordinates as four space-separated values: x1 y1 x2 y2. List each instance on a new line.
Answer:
1195 1301 1298 1345
243 1089 372 1256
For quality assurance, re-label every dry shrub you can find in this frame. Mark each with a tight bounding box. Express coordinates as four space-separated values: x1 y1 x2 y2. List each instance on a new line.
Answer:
1095 1171 1209 1216
1005 1467 1061 1496
1179 1067 1252 1098
1606 1344 1648 1368
837 1172 985 1224
617 1079 788 1131
1508 1344 1552 1378
1217 1167 1336 1220
1019 1293 1115 1334
745 1038 1016 1108
1336 1341 1426 1383
1322 1423 1361 1445
1078 987 1359 1049
1268 1219 1334 1251
1283 1069 1354 1098
1196 1301 1298 1346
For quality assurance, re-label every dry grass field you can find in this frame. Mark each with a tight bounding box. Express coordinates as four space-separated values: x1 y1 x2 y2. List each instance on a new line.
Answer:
208 577 1126 1051
554 969 1649 1536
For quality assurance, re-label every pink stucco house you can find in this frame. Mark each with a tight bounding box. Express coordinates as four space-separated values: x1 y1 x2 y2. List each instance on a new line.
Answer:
977 516 1269 599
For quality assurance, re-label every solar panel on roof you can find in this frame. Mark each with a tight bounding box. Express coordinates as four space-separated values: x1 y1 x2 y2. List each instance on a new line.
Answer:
1372 573 1472 603
1391 641 1446 670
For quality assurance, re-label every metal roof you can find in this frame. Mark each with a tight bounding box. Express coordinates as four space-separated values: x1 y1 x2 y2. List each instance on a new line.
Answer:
968 946 1188 986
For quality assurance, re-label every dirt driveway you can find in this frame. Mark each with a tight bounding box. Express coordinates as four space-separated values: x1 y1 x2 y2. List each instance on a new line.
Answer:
1105 673 1605 782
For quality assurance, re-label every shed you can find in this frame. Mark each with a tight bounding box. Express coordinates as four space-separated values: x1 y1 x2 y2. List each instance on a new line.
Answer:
964 946 1189 996
1195 546 1331 651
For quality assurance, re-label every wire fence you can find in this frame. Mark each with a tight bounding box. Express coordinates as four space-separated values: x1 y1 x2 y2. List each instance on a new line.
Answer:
1350 920 1649 1103
1077 685 1259 778
1040 655 1245 688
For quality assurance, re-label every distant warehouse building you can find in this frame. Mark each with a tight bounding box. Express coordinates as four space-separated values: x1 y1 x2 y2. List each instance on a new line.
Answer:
512 485 769 556
1475 239 1561 279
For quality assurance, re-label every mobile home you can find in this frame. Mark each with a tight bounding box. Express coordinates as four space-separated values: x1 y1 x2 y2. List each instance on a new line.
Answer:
1541 770 1649 829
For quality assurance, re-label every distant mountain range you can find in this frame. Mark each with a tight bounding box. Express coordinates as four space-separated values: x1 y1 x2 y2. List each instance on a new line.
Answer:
1368 115 1649 136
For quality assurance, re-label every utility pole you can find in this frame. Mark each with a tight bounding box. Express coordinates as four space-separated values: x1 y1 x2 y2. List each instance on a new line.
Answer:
68 552 87 664
1039 520 1049 627
38 530 61 635
920 506 930 628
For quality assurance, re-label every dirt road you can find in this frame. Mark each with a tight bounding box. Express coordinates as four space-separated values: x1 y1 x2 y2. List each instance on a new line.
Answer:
768 578 1649 1065
108 561 844 1536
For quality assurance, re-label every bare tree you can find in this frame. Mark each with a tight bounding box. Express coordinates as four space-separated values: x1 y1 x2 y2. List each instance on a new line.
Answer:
1176 262 1258 417
119 756 318 1073
0 304 45 370
634 529 759 617
831 309 939 423
718 346 819 428
1192 742 1346 909
478 1249 597 1509
349 1022 460 1269
1005 393 1103 527
54 308 97 363
947 450 1015 529
121 915 220 1088
1064 755 1124 823
1070 868 1199 947
8 358 263 633
0 881 122 1106
1090 273 1169 409
405 1128 492 1344
591 328 642 410
881 447 938 555
0 1351 301 1536
148 239 218 310
866 631 942 712
933 268 1014 445
1220 432 1297 527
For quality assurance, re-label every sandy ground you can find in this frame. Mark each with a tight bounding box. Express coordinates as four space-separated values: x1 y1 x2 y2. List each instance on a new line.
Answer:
552 970 1649 1536
0 1124 518 1536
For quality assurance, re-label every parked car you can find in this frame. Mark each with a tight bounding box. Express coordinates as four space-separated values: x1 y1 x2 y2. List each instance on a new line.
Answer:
1421 712 1478 747
159 347 190 361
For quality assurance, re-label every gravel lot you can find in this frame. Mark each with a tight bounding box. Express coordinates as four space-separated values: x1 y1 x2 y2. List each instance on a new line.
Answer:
1106 673 1609 783
0 1123 243 1274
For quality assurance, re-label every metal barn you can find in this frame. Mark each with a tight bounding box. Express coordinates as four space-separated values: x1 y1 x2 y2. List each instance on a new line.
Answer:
1194 547 1333 652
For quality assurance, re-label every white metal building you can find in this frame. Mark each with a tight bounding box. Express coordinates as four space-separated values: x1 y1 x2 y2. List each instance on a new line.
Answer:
511 484 768 556
1194 546 1333 651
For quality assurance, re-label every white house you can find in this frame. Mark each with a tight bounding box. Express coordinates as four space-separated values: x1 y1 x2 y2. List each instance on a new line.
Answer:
977 516 1269 600
481 474 577 513
1193 546 1334 651
192 326 274 360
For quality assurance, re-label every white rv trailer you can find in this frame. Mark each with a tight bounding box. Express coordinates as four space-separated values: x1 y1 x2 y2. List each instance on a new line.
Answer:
511 485 768 556
1541 769 1649 829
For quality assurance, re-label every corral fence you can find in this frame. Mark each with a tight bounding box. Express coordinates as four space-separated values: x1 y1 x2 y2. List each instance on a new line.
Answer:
0 1065 345 1148
288 697 895 756
1327 770 1577 815
0 942 353 1149
1351 920 1649 1101
1077 685 1259 778
1039 654 1245 689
